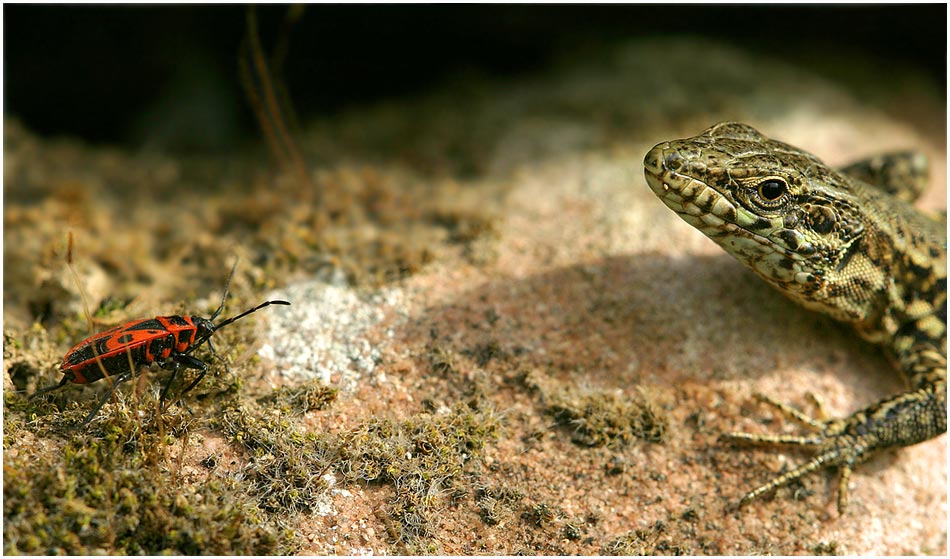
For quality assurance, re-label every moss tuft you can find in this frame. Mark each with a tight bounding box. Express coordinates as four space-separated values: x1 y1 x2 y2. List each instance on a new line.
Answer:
213 399 336 515
335 400 500 547
475 483 522 526
256 379 339 415
525 370 667 447
3 409 292 555
602 520 692 555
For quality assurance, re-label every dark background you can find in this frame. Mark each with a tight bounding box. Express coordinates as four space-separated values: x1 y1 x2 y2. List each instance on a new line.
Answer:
4 4 946 151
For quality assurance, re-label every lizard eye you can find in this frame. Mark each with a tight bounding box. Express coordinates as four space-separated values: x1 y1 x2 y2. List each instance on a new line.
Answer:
757 179 787 202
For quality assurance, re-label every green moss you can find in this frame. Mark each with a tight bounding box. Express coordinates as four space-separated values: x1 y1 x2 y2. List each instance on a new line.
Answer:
4 332 507 555
812 541 841 555
335 400 500 547
562 519 584 541
524 371 667 447
92 296 131 319
3 409 292 555
523 502 560 528
4 321 328 555
427 342 460 376
212 399 335 515
213 393 500 552
256 379 338 414
602 521 692 555
475 484 522 526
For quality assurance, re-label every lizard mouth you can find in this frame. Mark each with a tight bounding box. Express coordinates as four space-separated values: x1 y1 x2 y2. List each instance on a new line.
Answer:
643 143 746 234
643 143 811 269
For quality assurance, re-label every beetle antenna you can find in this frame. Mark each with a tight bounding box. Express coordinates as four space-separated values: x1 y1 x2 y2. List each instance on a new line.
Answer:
186 299 290 355
216 300 291 331
209 259 240 322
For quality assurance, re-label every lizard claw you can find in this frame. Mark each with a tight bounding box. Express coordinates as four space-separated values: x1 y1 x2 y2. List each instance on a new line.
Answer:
720 395 865 514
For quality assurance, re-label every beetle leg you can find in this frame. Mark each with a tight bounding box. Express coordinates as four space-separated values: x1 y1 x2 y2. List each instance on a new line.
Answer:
158 354 209 414
174 354 209 396
203 337 233 375
158 359 182 410
31 373 74 399
206 338 226 367
76 372 133 427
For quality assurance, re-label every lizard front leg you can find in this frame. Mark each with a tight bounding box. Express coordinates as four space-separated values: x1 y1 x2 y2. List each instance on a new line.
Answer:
722 372 945 513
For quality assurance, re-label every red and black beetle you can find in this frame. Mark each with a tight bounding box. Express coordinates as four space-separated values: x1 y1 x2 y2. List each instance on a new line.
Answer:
32 262 290 425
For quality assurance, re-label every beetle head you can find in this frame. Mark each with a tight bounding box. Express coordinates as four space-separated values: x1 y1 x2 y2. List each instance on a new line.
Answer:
193 317 216 339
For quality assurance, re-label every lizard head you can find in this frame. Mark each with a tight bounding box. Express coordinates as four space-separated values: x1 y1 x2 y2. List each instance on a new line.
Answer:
643 122 873 321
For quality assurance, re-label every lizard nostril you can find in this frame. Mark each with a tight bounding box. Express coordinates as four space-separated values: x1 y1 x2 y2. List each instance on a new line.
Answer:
643 145 665 173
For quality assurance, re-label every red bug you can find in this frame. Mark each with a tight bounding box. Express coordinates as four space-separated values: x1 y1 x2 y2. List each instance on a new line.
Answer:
32 262 290 425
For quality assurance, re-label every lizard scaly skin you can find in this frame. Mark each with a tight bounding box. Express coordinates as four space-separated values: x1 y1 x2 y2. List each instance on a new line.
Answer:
643 122 946 513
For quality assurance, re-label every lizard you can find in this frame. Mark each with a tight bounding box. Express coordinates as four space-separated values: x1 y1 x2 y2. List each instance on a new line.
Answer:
642 122 946 513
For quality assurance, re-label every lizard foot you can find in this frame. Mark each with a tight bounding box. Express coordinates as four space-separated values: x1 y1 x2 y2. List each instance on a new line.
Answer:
720 393 867 514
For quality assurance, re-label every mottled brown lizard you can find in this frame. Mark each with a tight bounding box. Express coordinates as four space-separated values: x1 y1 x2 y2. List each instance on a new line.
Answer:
643 122 946 513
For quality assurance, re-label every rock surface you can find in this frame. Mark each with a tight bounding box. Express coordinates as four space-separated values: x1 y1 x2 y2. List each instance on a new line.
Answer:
270 39 947 554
